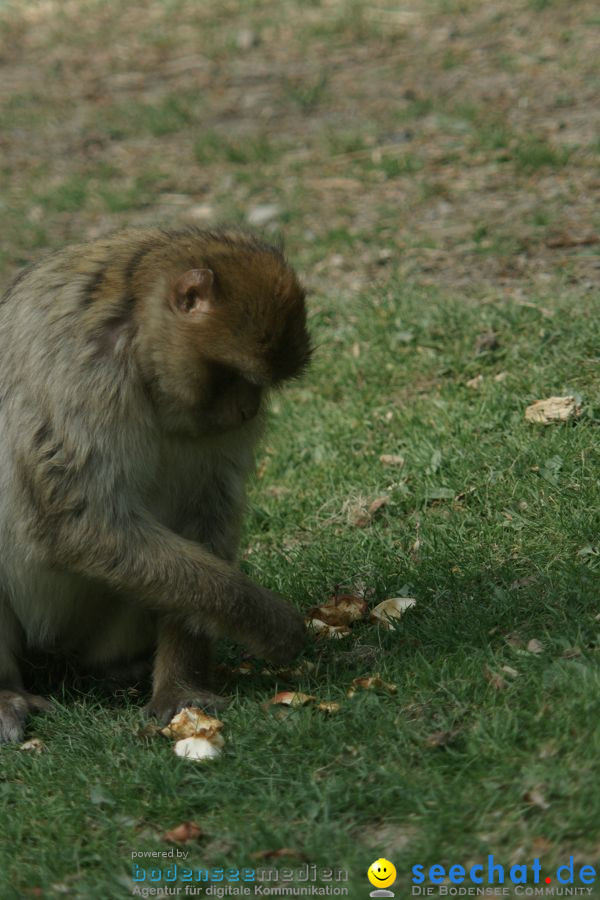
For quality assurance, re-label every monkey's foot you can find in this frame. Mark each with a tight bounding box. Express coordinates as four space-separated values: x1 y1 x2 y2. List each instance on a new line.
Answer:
0 689 52 744
144 688 228 724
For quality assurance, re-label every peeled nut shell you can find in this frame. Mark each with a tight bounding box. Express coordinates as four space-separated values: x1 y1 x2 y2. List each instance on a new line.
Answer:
174 735 223 761
370 597 417 628
161 707 224 741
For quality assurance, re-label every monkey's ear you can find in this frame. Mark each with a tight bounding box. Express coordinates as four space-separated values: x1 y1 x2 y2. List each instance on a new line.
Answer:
171 269 215 315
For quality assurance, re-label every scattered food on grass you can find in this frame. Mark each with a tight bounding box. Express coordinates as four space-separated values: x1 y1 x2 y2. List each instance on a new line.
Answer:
316 701 341 714
264 692 316 709
19 738 45 753
379 454 404 467
466 374 484 389
523 788 550 810
307 618 352 639
161 707 225 763
425 729 461 748
347 675 397 698
308 593 368 626
501 665 519 678
483 666 506 690
370 597 417 628
174 736 223 761
161 707 224 741
163 822 203 844
347 495 389 527
524 396 581 424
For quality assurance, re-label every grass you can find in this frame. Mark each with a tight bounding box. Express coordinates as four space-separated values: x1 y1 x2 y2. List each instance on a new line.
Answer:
1 0 600 897
2 283 600 898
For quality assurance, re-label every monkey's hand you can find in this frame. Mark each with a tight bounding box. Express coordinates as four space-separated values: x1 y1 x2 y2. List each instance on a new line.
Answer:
236 581 307 666
145 689 228 725
0 689 52 744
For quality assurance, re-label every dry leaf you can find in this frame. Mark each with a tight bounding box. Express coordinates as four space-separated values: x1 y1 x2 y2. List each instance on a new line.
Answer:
475 332 500 354
316 701 341 714
524 788 550 810
349 495 389 527
379 454 404 467
524 396 581 425
501 665 519 678
174 736 223 761
527 639 544 654
307 618 351 639
531 836 553 855
370 597 416 628
347 675 397 698
546 233 599 248
425 729 460 748
308 593 368 627
265 692 316 708
19 738 45 753
164 822 203 843
466 374 484 389
483 666 506 690
161 707 224 741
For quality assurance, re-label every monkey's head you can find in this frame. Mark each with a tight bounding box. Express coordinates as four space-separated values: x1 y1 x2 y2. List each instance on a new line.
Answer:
152 236 312 436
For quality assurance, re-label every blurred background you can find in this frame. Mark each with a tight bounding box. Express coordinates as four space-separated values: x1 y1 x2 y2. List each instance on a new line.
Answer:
1 0 598 297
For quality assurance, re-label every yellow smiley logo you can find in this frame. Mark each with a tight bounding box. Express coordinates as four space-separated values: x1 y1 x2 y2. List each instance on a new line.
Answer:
368 858 397 889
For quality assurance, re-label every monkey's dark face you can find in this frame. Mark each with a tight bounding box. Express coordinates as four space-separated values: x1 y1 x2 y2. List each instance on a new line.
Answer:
200 363 263 433
169 246 312 392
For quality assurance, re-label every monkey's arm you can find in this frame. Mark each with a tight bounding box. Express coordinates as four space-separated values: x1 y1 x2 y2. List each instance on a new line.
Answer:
41 507 305 665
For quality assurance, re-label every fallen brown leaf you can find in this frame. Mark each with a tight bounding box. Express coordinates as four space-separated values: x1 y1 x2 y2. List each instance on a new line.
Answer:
349 495 389 527
164 822 203 843
527 639 544 654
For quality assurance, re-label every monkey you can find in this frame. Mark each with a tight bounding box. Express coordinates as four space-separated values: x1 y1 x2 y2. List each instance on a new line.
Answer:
0 226 311 742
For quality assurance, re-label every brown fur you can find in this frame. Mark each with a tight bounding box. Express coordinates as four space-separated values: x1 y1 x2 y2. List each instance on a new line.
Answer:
0 226 311 741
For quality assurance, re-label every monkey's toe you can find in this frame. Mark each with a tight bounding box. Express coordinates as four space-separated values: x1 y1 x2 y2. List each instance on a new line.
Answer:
0 690 52 744
144 688 228 724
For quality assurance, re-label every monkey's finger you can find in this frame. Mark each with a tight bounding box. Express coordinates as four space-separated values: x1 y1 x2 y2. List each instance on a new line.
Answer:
26 694 53 713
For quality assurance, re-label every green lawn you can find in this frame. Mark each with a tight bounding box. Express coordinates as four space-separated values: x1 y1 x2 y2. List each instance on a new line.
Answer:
1 0 599 897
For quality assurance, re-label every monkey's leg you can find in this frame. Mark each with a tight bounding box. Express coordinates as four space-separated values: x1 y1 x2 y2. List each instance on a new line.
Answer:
0 597 51 743
145 618 226 723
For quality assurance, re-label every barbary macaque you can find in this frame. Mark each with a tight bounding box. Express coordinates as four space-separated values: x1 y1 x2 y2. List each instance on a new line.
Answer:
0 227 311 742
